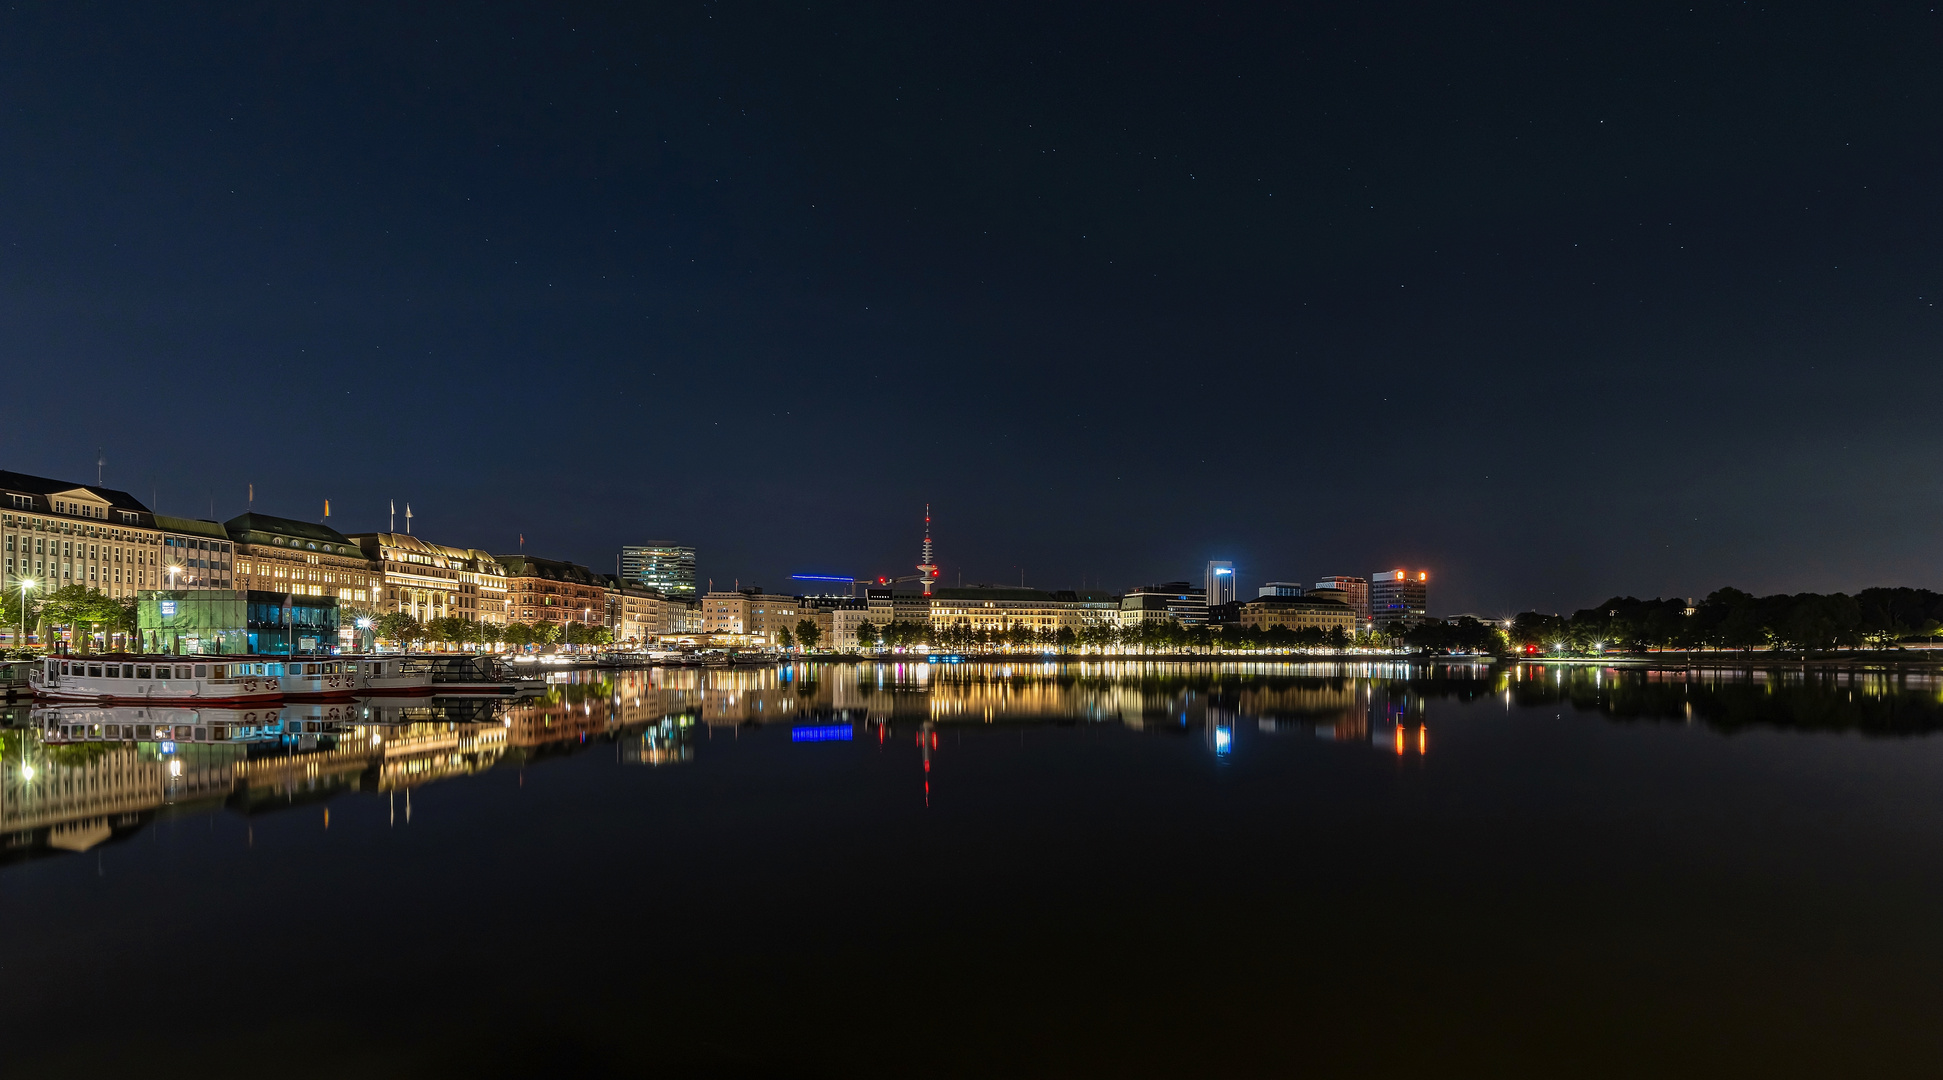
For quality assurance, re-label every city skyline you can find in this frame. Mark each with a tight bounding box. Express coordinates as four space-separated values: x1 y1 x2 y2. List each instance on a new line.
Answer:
5 4 1939 616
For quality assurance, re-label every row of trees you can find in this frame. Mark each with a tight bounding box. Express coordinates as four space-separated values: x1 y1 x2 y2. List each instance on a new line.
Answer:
357 610 615 651
4 584 137 652
1508 587 1943 653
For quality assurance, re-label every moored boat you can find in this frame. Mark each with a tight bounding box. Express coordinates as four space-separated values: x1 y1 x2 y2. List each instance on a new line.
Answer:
29 655 284 706
275 657 360 700
344 655 438 696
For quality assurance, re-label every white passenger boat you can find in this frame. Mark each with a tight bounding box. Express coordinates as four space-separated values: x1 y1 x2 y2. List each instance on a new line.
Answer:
29 655 284 706
34 703 288 744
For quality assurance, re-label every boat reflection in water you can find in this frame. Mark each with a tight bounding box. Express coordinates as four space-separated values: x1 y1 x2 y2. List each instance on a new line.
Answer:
7 660 1940 865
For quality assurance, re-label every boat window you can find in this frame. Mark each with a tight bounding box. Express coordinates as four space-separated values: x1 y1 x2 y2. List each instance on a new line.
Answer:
121 664 133 678
175 666 190 679
194 665 207 678
88 665 102 678
211 665 225 678
88 725 101 739
135 666 150 679
212 725 227 739
60 662 70 675
193 727 207 740
136 724 151 739
105 724 119 739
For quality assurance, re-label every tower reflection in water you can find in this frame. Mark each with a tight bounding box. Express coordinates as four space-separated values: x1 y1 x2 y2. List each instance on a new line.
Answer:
11 659 1932 865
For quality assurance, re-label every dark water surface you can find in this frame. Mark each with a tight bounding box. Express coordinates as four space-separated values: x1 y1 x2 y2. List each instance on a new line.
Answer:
6 661 1943 1078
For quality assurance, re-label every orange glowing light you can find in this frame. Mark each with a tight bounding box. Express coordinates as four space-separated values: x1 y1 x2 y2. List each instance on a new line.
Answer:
1418 726 1426 754
1395 725 1405 755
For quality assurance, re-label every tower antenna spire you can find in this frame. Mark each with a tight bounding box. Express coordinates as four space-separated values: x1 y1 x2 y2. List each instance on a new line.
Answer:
916 503 939 597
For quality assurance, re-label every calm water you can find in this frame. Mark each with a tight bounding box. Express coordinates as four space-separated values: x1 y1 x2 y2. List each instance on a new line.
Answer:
6 661 1943 1078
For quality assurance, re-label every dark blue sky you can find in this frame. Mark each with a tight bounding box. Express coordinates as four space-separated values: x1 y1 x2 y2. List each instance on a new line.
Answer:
4 2 1940 614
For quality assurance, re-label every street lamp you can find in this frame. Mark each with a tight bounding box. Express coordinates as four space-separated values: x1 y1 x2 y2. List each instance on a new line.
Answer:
17 577 35 648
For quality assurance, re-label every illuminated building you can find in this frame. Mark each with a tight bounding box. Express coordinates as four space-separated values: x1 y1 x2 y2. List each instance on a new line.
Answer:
1205 561 1236 607
348 532 506 625
865 586 931 627
603 576 693 643
153 516 233 591
1313 576 1371 624
0 469 164 603
1370 569 1429 627
929 586 1120 635
800 594 869 649
228 514 372 604
620 543 696 598
1120 582 1208 627
1237 595 1358 633
700 587 802 645
497 554 606 631
1257 581 1307 597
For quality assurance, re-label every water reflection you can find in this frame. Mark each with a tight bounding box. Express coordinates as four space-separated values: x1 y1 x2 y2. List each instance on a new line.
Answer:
5 660 1940 866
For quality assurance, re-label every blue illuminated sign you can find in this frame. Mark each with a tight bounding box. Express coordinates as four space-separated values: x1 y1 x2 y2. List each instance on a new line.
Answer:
159 601 176 617
790 574 856 582
159 741 176 754
791 725 853 742
1213 727 1232 755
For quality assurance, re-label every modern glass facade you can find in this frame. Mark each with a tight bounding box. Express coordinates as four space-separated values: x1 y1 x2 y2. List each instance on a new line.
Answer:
137 590 247 654
137 589 340 655
620 543 695 597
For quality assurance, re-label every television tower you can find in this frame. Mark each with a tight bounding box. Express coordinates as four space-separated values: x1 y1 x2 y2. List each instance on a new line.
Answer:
917 504 940 596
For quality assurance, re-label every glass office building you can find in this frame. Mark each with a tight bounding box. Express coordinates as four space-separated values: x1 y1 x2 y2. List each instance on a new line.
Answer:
620 543 696 597
137 589 340 655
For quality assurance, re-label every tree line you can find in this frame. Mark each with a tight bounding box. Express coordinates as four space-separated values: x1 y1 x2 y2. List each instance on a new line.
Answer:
355 610 615 651
1508 587 1943 653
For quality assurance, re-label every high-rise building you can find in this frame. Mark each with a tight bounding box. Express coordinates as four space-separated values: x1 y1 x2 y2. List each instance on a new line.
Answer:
621 543 696 598
1258 581 1307 597
1369 570 1428 627
1314 576 1371 624
1205 561 1235 607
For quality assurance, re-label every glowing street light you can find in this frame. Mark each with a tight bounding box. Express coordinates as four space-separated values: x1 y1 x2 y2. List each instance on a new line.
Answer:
16 577 35 647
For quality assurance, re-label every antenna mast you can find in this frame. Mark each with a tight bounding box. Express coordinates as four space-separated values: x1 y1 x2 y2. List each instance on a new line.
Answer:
916 504 939 597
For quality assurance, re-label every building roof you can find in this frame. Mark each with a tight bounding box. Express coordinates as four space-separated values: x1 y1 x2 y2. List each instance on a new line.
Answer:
496 553 605 587
930 586 1063 603
0 470 155 523
1244 595 1353 610
347 532 502 571
227 513 360 552
1128 582 1206 598
154 514 230 540
600 573 665 598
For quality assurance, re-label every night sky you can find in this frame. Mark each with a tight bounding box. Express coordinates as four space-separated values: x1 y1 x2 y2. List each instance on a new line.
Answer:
5 3 1939 615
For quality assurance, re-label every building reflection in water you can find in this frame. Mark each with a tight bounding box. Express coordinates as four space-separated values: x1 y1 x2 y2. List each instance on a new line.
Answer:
15 659 1929 865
